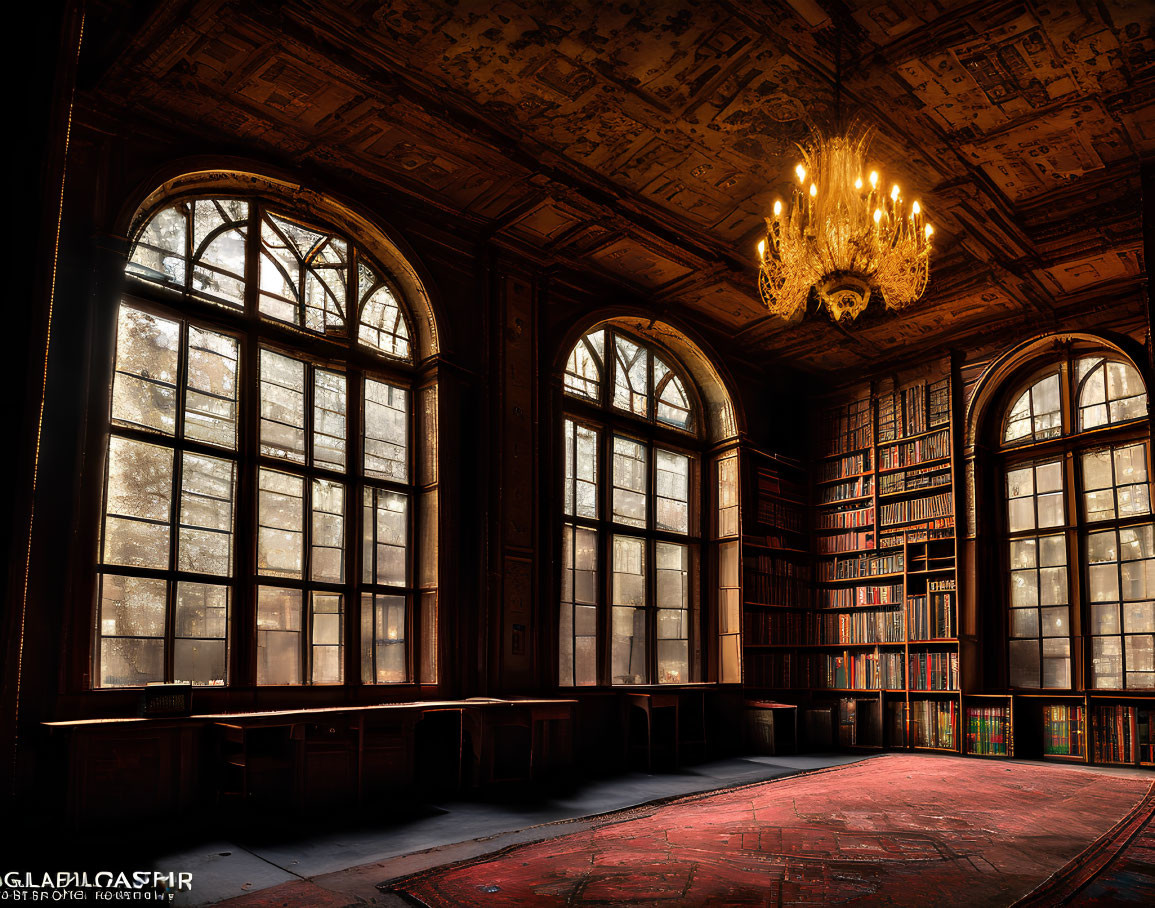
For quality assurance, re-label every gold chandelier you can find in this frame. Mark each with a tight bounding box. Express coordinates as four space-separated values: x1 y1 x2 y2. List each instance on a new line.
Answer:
756 128 933 323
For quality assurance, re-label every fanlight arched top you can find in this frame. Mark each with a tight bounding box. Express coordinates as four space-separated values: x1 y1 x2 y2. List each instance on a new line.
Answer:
1001 357 1149 447
127 195 413 363
1003 372 1061 445
563 327 694 432
1075 356 1147 431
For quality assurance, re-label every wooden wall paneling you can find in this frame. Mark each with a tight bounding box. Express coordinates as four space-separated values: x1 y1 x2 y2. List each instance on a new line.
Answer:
490 267 538 691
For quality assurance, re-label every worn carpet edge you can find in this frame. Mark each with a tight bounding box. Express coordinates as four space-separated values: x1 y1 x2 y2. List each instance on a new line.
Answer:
1012 780 1155 907
375 753 879 896
377 754 1145 901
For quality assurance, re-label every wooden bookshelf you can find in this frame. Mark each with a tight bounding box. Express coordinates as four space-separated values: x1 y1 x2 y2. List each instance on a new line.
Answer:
742 359 1151 767
740 450 810 693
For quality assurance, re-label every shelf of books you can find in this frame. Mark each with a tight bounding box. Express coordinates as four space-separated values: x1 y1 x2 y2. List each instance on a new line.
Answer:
742 360 1153 766
964 695 1013 757
740 449 811 692
813 377 963 753
1006 694 1153 766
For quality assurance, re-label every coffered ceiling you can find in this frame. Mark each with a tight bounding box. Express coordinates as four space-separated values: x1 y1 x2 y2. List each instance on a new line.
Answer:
78 0 1154 372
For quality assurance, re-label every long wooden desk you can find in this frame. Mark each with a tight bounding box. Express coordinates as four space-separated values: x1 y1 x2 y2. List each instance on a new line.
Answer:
44 697 578 824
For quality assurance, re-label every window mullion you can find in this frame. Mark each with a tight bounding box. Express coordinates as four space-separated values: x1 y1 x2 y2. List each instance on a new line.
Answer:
235 202 263 689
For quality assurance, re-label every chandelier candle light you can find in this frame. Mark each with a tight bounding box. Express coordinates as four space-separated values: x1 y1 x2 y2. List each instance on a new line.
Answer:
757 129 933 323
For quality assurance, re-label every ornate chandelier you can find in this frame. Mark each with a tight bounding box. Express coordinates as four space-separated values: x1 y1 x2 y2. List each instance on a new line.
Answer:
756 127 933 323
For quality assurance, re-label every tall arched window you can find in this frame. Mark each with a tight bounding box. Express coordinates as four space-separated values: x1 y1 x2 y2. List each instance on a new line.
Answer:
559 324 727 687
999 350 1153 690
95 176 439 689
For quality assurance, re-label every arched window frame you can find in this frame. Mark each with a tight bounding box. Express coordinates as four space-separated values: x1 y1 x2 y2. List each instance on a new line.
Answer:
558 321 735 688
92 178 441 694
993 347 1153 692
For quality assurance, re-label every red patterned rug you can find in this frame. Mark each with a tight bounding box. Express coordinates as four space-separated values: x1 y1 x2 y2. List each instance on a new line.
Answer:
385 755 1154 907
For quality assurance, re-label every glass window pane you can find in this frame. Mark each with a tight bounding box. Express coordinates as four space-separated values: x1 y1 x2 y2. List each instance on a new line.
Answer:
185 326 239 449
311 593 344 685
363 488 408 587
257 587 301 685
1040 606 1069 638
257 469 304 578
1123 601 1155 633
1088 563 1119 602
362 593 407 683
1038 566 1067 606
1125 634 1154 673
1091 636 1123 689
612 335 649 418
717 453 739 539
1036 492 1064 529
564 331 603 401
560 524 598 687
313 369 347 471
1010 570 1038 607
611 535 646 684
259 350 306 462
1092 602 1120 635
311 479 345 583
656 367 691 430
655 449 690 534
174 582 229 686
128 204 187 287
1036 461 1063 494
364 379 408 482
1010 538 1037 569
191 199 247 306
102 437 173 569
99 574 166 640
1041 637 1071 688
612 436 648 528
111 306 179 435
178 452 235 576
1008 498 1034 533
358 263 412 360
564 419 598 520
1010 607 1039 638
100 637 164 689
1039 534 1066 566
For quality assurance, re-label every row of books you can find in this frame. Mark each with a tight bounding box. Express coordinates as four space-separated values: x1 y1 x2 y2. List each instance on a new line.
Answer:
967 706 1010 756
880 491 952 528
1092 704 1145 764
819 652 906 690
878 384 929 442
817 551 904 582
877 428 949 470
907 591 957 640
880 520 954 548
819 609 904 645
821 397 872 456
819 475 874 504
879 463 951 496
756 499 806 535
819 584 904 608
816 506 874 530
928 378 950 429
819 451 872 483
744 555 811 606
911 699 957 749
1043 705 1085 757
908 651 960 691
817 530 874 554
743 610 810 646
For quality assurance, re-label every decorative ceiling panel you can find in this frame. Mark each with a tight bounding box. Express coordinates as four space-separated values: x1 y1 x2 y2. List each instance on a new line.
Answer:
80 0 1153 372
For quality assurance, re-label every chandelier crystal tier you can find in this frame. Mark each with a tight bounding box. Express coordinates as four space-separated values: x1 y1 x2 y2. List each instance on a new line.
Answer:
756 127 933 323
